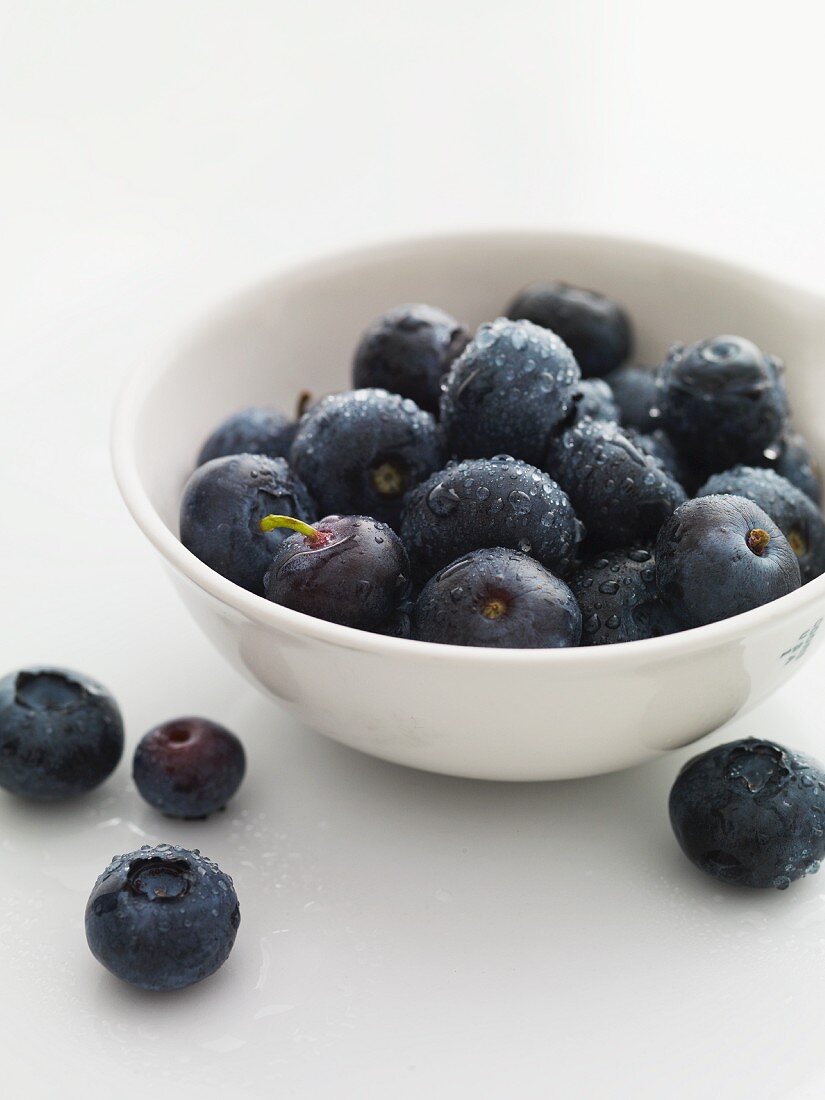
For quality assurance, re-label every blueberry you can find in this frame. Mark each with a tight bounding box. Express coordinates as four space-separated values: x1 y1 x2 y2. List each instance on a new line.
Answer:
401 456 582 583
411 547 581 648
0 668 123 800
85 844 240 990
568 547 681 645
180 454 314 595
545 419 686 548
603 364 659 432
440 318 580 466
669 738 825 889
352 303 470 413
133 718 246 819
656 336 789 474
571 378 619 424
506 282 632 376
262 514 411 631
628 427 697 492
655 495 801 627
379 604 413 638
196 406 297 467
769 430 822 505
698 466 825 584
290 389 442 528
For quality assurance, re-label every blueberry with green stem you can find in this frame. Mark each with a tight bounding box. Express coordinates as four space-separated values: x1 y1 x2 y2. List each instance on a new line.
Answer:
261 514 411 632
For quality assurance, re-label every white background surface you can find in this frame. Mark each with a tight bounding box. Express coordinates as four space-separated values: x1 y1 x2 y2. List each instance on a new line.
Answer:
3 2 825 1097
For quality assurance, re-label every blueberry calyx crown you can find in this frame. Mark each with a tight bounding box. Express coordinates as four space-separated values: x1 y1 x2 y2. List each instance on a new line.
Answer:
126 856 195 901
371 459 408 498
746 528 770 557
481 595 508 621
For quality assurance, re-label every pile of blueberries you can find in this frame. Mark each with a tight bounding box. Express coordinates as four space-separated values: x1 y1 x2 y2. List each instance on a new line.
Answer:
4 282 825 999
180 281 824 647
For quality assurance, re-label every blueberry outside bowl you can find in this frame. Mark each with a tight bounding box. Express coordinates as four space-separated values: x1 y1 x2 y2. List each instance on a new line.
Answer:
111 230 825 780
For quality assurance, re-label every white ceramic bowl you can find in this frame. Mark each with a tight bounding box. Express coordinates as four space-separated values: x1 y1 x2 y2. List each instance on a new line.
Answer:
112 230 825 780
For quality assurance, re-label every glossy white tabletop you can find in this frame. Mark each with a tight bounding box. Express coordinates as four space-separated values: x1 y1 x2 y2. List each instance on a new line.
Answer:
2 3 825 1097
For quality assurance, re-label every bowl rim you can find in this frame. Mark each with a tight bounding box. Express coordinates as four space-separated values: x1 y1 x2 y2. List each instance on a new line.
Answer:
111 226 825 665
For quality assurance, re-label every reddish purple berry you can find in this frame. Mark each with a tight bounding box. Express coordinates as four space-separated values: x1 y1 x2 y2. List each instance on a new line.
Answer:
133 718 246 819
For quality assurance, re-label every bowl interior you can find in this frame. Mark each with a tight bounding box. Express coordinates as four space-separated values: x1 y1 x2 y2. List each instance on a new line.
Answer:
129 231 825 539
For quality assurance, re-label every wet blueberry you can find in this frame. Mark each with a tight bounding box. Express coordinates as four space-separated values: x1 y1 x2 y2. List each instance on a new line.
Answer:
656 336 789 474
133 718 246 819
352 303 469 413
571 378 619 424
506 281 632 376
179 454 314 596
568 547 681 645
411 547 581 648
603 364 659 432
698 465 825 584
628 427 698 493
85 844 240 990
196 406 297 467
655 494 801 627
401 456 583 583
768 430 822 505
290 388 442 528
0 668 123 800
669 738 825 889
261 514 411 631
440 317 580 466
545 418 686 548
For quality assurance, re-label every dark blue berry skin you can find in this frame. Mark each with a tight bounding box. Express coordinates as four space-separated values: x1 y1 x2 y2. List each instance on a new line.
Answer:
440 318 580 466
603 365 659 432
290 389 442 528
545 419 687 548
656 336 790 475
411 547 581 648
669 739 825 889
401 457 583 584
352 304 470 414
655 495 801 627
629 428 698 493
698 466 825 584
85 845 240 991
180 454 314 596
572 378 619 424
770 430 822 505
506 282 632 377
264 515 411 631
568 547 681 645
196 406 297 467
0 668 123 800
133 718 246 819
